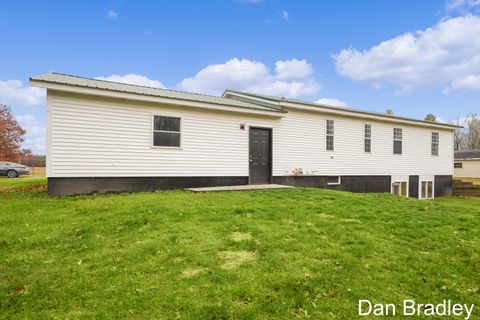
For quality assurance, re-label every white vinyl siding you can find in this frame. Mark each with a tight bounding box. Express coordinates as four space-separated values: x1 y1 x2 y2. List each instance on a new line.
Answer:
454 160 480 178
47 92 454 178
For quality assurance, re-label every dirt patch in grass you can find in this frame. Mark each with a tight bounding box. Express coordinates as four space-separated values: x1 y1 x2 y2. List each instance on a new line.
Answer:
181 267 207 278
230 232 252 242
218 251 256 269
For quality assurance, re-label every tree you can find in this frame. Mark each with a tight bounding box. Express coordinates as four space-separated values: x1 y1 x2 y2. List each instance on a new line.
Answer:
20 153 46 167
450 112 480 150
424 114 437 122
464 112 480 150
0 104 27 161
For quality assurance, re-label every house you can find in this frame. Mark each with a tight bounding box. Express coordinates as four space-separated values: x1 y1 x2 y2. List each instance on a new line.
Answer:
454 150 480 178
30 73 461 197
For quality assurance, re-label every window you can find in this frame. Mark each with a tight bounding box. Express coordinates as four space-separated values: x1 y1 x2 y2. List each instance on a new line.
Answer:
326 120 334 151
392 181 408 196
393 128 402 155
327 176 341 185
364 124 372 153
421 181 433 199
431 132 439 156
153 116 181 147
454 162 463 168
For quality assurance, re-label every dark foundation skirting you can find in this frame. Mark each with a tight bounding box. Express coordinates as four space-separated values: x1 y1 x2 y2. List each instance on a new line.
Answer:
48 176 249 196
434 175 453 197
272 175 391 193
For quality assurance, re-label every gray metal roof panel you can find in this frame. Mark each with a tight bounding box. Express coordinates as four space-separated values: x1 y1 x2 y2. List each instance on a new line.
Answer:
224 89 462 129
30 73 285 113
454 150 480 159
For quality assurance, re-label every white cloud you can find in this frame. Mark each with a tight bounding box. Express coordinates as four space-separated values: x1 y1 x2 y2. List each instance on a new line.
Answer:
444 74 480 93
334 15 480 94
315 98 348 108
96 74 166 88
16 114 46 154
106 10 117 19
177 58 320 98
275 59 313 80
0 80 45 107
281 10 289 20
446 0 480 12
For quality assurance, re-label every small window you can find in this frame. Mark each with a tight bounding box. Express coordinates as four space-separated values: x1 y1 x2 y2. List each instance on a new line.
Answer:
327 176 341 185
431 132 439 156
153 116 181 147
392 181 407 196
326 120 334 151
454 162 463 168
393 128 402 155
364 124 372 153
421 181 433 199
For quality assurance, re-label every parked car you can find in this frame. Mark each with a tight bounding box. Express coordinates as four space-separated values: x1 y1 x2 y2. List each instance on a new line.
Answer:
0 162 30 178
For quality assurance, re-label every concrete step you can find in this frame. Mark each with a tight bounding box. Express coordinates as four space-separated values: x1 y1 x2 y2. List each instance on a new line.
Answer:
185 184 294 192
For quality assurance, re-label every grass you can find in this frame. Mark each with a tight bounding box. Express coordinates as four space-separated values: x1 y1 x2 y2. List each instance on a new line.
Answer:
0 177 47 192
0 180 479 319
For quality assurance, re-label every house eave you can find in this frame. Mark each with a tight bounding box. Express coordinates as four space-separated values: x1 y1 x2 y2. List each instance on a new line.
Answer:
224 89 462 130
30 79 286 118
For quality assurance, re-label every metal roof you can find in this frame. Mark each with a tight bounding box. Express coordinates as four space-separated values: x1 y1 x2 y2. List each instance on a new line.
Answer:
455 150 480 159
223 89 462 130
30 73 285 113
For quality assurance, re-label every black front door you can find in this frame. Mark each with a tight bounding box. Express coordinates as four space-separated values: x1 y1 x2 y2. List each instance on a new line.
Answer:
249 128 271 184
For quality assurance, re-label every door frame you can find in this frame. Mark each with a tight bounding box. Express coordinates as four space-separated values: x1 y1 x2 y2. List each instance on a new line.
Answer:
248 126 273 185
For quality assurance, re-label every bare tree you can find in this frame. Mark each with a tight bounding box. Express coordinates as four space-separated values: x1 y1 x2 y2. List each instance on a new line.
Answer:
451 114 466 150
464 112 480 150
451 112 480 150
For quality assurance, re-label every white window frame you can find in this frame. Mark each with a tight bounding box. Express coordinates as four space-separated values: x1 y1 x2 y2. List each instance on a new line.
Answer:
327 176 341 185
431 132 439 156
419 180 434 199
391 180 408 197
393 128 403 155
326 119 334 151
151 113 183 149
364 123 372 153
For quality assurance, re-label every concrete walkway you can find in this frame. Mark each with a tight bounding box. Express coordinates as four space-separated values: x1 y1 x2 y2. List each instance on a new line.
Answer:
185 184 293 192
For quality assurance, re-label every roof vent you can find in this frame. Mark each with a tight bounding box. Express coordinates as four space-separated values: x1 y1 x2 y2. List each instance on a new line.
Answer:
386 109 394 116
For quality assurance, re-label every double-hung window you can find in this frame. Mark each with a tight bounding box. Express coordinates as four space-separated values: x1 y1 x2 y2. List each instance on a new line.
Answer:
393 128 402 155
326 120 334 151
431 132 439 156
364 124 372 153
153 115 181 147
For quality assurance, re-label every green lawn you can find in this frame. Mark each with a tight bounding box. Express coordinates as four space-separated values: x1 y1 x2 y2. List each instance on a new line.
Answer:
0 177 47 192
1 180 479 319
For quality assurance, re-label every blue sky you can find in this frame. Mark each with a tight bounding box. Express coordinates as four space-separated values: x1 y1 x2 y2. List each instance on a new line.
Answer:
1 0 480 154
